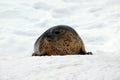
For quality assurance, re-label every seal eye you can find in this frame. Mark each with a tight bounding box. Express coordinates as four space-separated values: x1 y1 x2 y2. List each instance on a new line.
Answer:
54 31 60 34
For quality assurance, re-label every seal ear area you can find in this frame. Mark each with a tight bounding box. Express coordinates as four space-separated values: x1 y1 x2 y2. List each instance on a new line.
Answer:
54 30 60 35
54 25 80 37
52 29 64 37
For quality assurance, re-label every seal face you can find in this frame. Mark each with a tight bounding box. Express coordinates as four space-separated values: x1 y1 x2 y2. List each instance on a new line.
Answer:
32 25 92 56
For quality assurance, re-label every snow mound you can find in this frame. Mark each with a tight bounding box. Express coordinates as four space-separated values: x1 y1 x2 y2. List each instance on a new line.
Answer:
0 55 120 80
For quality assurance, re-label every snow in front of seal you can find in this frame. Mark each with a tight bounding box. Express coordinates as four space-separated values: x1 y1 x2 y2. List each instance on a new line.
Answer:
0 0 120 80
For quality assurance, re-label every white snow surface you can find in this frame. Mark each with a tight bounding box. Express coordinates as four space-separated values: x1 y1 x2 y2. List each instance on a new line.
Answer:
0 0 120 80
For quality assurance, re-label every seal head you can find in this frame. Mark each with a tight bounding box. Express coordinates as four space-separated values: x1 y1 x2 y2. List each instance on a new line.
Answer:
32 25 92 56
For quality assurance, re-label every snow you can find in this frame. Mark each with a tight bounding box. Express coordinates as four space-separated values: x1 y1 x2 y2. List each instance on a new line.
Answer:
0 56 120 80
0 0 120 80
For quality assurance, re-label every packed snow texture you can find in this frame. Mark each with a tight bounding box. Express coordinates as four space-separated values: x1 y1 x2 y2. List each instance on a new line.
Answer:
0 0 120 80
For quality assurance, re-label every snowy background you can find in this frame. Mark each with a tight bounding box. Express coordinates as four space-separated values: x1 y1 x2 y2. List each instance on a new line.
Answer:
0 0 120 80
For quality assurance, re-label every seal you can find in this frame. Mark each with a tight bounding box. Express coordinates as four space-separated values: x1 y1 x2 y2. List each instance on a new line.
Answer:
32 25 92 56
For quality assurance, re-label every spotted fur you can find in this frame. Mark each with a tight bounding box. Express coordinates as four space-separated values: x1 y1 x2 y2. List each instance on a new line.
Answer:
32 25 92 56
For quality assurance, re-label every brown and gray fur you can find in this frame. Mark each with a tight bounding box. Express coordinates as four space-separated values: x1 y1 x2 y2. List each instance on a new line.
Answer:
32 25 92 56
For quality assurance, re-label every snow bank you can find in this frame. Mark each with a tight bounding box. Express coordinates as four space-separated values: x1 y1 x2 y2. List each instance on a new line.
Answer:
0 55 120 80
